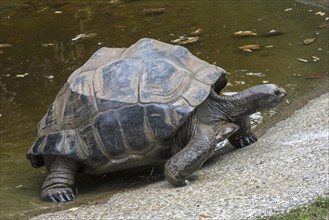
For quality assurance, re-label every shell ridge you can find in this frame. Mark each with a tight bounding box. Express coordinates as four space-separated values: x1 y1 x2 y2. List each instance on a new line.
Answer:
115 109 130 156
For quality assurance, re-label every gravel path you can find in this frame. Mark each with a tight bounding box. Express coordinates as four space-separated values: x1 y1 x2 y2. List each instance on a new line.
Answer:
32 92 329 220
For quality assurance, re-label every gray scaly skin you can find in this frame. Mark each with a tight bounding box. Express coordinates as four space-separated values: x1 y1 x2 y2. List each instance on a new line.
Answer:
41 84 286 202
164 84 286 186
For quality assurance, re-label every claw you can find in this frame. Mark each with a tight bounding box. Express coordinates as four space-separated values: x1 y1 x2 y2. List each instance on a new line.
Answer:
250 134 257 142
239 139 245 148
57 194 66 202
244 137 251 145
49 196 58 203
64 193 72 201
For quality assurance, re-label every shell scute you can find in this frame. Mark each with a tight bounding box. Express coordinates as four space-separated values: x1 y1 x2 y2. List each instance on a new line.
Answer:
117 105 153 154
94 110 127 158
94 59 141 110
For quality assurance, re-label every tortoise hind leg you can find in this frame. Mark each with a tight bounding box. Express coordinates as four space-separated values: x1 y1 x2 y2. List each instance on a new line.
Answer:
41 156 79 202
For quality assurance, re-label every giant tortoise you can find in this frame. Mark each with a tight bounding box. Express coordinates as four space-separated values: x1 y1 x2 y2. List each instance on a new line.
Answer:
27 38 286 202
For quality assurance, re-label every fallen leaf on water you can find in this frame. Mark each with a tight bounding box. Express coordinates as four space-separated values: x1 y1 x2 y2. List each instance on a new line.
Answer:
303 37 316 45
170 36 199 45
261 30 283 37
239 44 261 52
191 28 203 35
72 33 97 41
243 48 253 52
304 74 325 79
0 44 12 48
42 43 54 47
16 73 29 78
312 56 320 62
318 22 328 29
315 11 325 16
143 7 166 15
284 8 293 12
37 7 49 13
297 58 308 63
233 31 257 36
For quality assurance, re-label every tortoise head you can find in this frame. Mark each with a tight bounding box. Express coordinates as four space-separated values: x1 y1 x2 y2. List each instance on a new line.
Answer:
211 84 287 120
248 84 287 110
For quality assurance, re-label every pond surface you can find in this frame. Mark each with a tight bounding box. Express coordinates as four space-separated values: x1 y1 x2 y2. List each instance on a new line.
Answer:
0 0 328 218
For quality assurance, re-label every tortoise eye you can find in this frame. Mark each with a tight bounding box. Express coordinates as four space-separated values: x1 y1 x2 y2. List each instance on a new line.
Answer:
274 90 281 96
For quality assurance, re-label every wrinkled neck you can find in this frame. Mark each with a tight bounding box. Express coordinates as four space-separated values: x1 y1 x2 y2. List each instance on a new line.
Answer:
210 89 260 121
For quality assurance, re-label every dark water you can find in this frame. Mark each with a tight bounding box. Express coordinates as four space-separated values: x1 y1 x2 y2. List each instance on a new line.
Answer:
0 0 328 218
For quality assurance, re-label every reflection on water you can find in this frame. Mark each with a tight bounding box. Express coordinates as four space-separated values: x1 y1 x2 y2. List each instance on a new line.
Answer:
0 0 328 218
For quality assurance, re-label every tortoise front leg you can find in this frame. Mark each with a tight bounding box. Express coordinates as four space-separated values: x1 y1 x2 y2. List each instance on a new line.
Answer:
41 156 79 202
228 116 257 148
164 124 216 186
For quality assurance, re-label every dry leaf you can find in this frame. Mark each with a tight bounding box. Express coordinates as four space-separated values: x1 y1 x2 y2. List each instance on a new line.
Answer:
297 58 308 63
303 37 316 45
143 7 166 15
239 44 261 51
304 74 325 79
0 44 12 48
233 31 257 36
198 213 211 219
191 28 203 35
318 22 328 29
315 11 325 16
72 33 97 41
170 36 199 45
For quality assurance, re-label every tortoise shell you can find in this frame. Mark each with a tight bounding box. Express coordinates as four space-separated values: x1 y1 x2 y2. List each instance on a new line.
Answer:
27 38 226 174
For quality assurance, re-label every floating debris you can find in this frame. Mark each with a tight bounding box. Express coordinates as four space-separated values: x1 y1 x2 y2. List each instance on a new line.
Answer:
42 43 54 47
246 72 265 77
16 73 29 78
262 30 283 37
54 11 63 14
315 11 326 16
284 8 293 12
191 28 203 35
143 7 166 16
312 56 320 62
45 75 54 80
304 74 325 79
297 58 308 63
0 44 12 48
239 44 261 52
318 22 328 29
72 33 97 41
15 185 23 188
303 37 316 45
233 31 257 36
170 36 199 45
37 7 49 13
